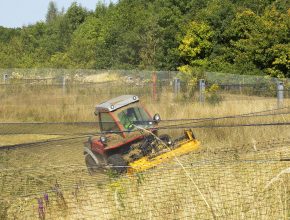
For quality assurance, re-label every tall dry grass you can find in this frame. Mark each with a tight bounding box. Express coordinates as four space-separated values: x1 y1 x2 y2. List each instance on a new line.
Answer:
1 84 289 146
3 143 290 219
0 83 290 219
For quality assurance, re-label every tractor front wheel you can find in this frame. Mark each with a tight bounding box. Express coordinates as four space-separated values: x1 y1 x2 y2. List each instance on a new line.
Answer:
85 153 103 175
107 154 128 174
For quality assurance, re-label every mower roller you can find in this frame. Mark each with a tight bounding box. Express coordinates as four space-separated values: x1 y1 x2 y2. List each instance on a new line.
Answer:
83 95 200 175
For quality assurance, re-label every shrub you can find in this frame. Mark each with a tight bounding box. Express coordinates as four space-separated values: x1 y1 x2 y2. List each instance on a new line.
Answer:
206 84 223 105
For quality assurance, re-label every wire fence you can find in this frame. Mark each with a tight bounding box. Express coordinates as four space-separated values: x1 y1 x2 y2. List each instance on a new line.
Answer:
1 69 290 219
0 108 289 219
1 69 289 100
0 136 289 219
0 105 289 138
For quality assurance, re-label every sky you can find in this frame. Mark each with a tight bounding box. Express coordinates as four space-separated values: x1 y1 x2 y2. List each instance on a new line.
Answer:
0 0 117 28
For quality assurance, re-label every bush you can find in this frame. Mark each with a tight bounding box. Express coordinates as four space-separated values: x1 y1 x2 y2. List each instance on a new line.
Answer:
206 84 223 105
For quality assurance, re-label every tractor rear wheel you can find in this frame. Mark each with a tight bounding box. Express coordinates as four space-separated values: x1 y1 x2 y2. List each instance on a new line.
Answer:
107 154 128 174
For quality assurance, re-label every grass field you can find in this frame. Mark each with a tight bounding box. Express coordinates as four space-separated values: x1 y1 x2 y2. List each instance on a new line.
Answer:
0 82 290 219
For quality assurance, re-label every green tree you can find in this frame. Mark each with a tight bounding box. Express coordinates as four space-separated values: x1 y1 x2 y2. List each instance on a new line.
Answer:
221 6 290 76
46 1 58 23
68 16 102 68
0 0 288 74
178 21 214 67
139 15 161 70
0 26 20 43
95 1 108 18
64 2 88 33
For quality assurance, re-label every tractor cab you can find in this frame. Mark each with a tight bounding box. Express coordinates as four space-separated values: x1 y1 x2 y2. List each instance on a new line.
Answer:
96 95 159 135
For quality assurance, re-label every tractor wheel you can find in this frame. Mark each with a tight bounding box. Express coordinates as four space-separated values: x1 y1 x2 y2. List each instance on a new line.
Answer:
85 153 103 175
159 134 173 147
107 154 128 174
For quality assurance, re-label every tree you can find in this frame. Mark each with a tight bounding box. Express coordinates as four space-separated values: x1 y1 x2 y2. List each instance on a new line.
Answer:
139 16 161 70
0 26 20 43
178 21 214 67
221 6 290 76
196 0 236 43
64 2 88 33
68 16 102 68
95 1 107 18
0 0 288 74
46 1 58 23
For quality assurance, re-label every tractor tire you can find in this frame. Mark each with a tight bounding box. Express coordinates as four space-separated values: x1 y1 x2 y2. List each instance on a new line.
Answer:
107 154 128 174
85 153 103 175
159 134 173 147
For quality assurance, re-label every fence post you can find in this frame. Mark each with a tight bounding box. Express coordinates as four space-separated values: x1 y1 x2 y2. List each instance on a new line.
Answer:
3 74 8 84
239 82 242 94
199 79 206 104
152 72 157 101
173 78 180 97
277 81 284 108
62 76 66 95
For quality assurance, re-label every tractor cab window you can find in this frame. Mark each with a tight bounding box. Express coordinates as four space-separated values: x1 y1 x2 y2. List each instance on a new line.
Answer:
117 106 151 130
100 113 119 132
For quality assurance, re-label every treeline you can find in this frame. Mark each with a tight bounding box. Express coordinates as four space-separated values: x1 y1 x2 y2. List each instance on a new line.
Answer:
0 0 289 77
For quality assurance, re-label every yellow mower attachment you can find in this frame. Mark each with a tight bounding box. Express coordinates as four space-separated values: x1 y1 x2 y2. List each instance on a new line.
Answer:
128 129 200 174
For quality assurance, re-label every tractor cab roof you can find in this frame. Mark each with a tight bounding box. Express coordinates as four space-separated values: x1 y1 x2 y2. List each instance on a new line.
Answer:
95 95 139 113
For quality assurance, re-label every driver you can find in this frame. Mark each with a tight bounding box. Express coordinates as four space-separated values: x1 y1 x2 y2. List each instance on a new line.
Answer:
119 108 136 130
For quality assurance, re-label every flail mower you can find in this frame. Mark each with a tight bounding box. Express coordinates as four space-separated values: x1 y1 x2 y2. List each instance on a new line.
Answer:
84 95 200 175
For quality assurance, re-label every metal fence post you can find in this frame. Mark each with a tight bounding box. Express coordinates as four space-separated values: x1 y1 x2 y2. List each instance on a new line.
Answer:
199 79 206 104
152 72 157 101
173 78 180 97
3 74 8 84
239 82 242 94
277 81 284 108
62 76 66 95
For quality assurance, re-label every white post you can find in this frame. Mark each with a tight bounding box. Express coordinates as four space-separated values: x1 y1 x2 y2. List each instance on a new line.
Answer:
62 76 66 95
277 81 284 108
199 79 206 104
239 82 242 94
173 78 180 97
3 74 8 84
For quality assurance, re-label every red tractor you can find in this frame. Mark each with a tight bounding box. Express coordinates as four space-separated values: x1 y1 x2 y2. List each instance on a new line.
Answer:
84 95 199 175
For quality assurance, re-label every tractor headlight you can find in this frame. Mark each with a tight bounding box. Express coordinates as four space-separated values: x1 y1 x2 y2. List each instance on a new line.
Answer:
100 136 107 144
153 113 161 123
